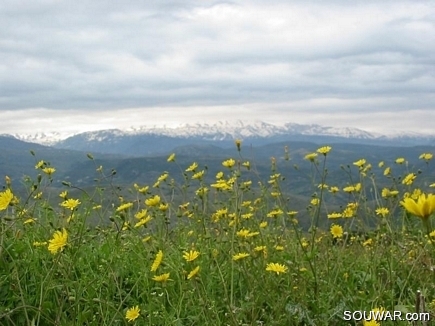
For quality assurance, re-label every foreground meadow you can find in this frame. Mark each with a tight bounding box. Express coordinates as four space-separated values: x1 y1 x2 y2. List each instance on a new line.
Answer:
1 143 435 325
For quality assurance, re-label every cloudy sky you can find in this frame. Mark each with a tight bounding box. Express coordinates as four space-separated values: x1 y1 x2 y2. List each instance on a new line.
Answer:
1 0 434 136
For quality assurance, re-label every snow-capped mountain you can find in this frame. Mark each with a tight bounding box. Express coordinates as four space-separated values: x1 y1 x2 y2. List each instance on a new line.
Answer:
8 120 435 156
11 131 76 146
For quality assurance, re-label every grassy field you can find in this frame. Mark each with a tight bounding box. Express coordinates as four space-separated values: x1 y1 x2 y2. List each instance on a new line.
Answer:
1 143 435 325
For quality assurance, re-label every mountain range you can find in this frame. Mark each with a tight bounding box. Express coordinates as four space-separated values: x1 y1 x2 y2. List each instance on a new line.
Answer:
8 121 435 157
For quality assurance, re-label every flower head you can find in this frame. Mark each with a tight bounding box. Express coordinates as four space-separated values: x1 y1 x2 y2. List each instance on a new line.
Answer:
183 250 200 262
151 250 163 272
395 157 406 164
145 195 161 207
61 198 81 211
48 228 68 254
330 224 343 238
402 173 416 185
0 189 14 211
116 202 133 212
304 153 318 161
353 159 366 168
167 153 176 162
266 262 288 275
152 272 171 282
35 160 45 169
187 266 200 280
125 306 140 322
375 207 389 218
401 193 435 220
59 191 68 199
222 158 236 168
419 153 433 161
185 162 198 172
316 146 331 155
42 167 56 175
327 212 342 219
232 252 250 261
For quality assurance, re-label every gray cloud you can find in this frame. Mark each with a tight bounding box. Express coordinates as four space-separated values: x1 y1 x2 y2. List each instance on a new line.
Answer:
0 0 434 134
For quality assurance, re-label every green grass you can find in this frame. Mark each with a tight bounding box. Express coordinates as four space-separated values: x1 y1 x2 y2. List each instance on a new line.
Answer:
1 145 435 325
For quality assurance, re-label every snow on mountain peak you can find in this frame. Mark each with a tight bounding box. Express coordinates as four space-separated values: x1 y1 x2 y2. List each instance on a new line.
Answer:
8 120 435 146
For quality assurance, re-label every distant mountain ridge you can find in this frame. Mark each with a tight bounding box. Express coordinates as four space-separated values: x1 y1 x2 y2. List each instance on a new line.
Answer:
8 120 435 156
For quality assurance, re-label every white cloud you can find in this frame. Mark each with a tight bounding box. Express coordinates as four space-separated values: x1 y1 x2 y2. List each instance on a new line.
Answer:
0 0 434 134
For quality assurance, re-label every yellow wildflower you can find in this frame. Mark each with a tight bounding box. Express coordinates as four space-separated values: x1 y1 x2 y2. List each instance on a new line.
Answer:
401 193 435 220
61 198 81 211
125 306 140 322
382 188 399 198
254 245 267 252
152 273 170 282
157 172 169 182
383 167 391 176
375 207 389 218
185 162 198 172
362 238 373 247
151 250 163 272
134 209 148 219
343 185 355 193
419 153 433 161
192 170 205 180
167 153 176 162
267 208 284 217
316 146 331 155
116 202 133 212
330 224 343 238
328 212 342 219
0 189 14 211
310 198 320 206
304 153 318 161
47 228 68 254
329 186 339 193
59 191 68 199
134 216 152 228
232 252 250 261
23 218 36 224
353 159 366 167
135 184 149 194
363 320 380 326
35 160 45 169
42 167 56 175
159 203 169 211
395 157 405 164
402 173 416 185
183 250 200 262
222 158 236 168
145 195 161 207
266 262 288 275
187 266 200 280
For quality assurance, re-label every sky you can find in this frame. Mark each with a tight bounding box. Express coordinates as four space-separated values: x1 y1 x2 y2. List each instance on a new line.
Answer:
1 0 434 136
